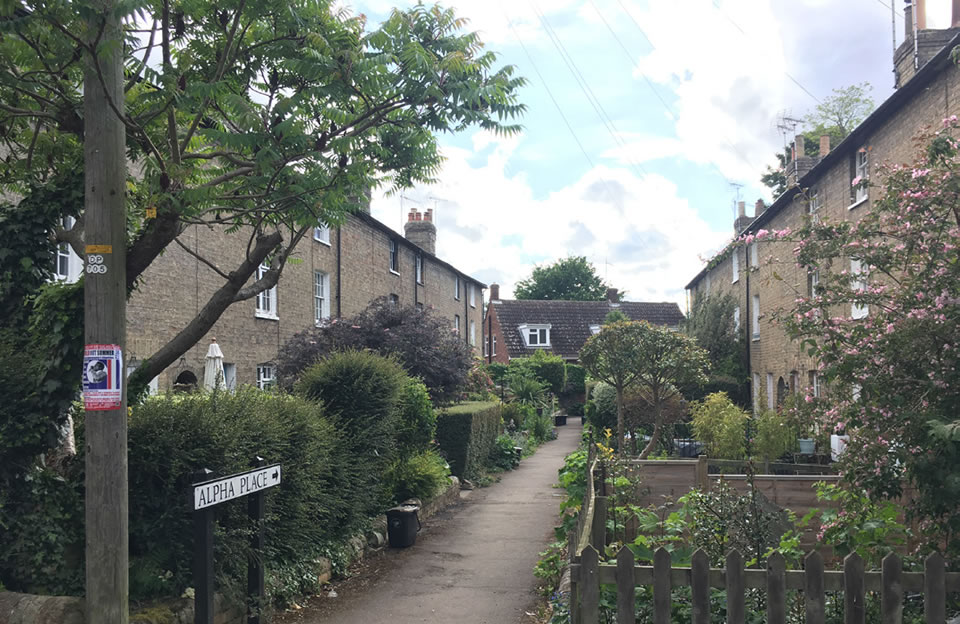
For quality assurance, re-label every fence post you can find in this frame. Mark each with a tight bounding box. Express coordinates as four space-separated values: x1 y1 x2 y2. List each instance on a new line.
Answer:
766 551 786 624
924 552 945 624
804 550 826 624
591 496 608 550
653 547 671 624
726 549 744 624
581 546 600 624
692 549 710 624
616 546 635 624
881 552 902 624
844 552 866 624
696 455 709 491
569 525 580 624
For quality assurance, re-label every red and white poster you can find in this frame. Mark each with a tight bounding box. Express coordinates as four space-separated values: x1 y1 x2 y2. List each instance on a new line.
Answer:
83 344 123 411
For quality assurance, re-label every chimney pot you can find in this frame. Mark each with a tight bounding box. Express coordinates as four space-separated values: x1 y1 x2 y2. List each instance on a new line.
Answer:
425 208 433 223
408 210 417 222
755 199 766 216
606 287 619 303
490 283 500 301
794 134 805 159
737 201 746 217
819 135 831 157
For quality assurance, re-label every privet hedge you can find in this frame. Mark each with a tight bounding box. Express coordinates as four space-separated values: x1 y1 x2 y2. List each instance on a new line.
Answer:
435 402 501 479
563 363 587 396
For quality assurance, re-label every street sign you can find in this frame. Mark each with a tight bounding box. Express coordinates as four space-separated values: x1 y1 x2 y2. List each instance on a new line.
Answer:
193 464 281 511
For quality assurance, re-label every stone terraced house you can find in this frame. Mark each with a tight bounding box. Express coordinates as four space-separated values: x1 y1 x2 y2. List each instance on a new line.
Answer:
69 201 487 392
685 1 960 410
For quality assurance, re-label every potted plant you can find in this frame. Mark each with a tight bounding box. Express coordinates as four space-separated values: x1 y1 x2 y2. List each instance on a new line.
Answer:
781 393 818 456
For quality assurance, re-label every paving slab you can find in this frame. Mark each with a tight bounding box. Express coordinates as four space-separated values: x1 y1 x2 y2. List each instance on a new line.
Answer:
280 422 582 624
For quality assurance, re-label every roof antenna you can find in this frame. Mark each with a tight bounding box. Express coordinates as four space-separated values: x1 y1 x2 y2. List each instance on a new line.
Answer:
729 182 743 221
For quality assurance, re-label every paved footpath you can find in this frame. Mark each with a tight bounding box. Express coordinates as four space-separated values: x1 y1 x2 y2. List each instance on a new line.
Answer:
281 422 581 624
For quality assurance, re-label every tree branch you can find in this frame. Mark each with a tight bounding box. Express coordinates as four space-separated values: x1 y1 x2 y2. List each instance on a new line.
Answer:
173 235 230 280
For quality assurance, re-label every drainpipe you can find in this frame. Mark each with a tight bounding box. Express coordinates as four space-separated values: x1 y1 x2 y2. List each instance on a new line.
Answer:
745 268 752 403
336 225 342 317
487 305 493 364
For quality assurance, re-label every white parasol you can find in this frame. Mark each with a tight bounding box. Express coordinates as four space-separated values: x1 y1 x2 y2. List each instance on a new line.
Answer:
203 338 225 391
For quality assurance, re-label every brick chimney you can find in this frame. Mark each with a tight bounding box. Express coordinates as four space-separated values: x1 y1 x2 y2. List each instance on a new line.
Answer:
403 208 436 255
895 0 960 88
734 200 752 234
755 199 766 217
606 287 619 304
786 134 816 187
490 283 500 301
819 134 831 157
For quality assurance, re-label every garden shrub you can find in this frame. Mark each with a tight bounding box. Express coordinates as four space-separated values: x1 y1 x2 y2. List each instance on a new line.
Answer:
394 377 436 460
486 362 509 387
489 434 520 471
563 363 587 396
526 350 566 395
383 450 451 503
752 404 796 462
435 401 501 479
296 350 406 518
277 298 472 404
501 402 534 431
524 409 553 444
690 392 748 459
463 360 495 400
508 373 546 406
586 382 617 432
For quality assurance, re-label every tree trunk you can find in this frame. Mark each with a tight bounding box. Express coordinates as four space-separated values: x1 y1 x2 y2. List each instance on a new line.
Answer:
616 385 626 456
638 391 663 459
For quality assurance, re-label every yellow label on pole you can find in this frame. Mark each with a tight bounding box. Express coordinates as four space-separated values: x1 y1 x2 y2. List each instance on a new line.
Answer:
146 207 157 219
86 245 113 254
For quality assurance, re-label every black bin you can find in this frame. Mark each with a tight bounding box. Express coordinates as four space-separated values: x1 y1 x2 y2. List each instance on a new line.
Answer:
386 505 420 548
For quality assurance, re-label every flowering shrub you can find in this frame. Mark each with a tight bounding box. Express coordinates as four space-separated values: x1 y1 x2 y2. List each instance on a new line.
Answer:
778 119 960 553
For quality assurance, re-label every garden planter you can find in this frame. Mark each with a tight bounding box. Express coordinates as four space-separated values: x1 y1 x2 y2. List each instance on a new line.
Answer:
797 438 816 455
554 414 567 426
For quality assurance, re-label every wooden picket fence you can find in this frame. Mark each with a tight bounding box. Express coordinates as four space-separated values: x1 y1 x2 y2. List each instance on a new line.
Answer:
568 545 957 624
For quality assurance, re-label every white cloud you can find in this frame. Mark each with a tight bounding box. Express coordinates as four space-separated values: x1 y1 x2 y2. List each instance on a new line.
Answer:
371 131 730 308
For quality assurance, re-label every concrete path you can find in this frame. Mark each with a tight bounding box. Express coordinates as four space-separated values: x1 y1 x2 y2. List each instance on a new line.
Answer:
280 422 582 624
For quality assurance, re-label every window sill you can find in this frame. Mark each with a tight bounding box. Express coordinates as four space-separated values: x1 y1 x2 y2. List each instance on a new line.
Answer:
255 312 279 321
314 318 330 327
847 196 869 211
751 334 760 342
314 238 332 247
732 277 739 284
417 280 424 286
390 269 400 277
454 297 461 301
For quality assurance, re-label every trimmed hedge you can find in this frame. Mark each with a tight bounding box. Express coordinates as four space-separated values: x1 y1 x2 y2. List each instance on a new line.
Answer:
435 401 501 479
563 363 587 396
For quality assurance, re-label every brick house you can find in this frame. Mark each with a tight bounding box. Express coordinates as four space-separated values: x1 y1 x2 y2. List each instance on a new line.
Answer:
685 2 960 410
122 202 485 391
482 285 685 363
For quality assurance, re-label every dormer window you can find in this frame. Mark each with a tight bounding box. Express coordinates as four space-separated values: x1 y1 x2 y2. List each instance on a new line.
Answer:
518 323 551 347
589 324 601 335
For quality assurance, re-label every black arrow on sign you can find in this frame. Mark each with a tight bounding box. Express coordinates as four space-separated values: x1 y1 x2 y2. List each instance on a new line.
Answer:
271 469 279 481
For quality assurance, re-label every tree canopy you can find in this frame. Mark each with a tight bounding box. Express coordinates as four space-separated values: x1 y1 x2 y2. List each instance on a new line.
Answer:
0 0 525 394
513 256 612 301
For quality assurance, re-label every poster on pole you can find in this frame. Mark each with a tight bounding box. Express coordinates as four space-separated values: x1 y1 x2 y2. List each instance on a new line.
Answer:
83 344 123 411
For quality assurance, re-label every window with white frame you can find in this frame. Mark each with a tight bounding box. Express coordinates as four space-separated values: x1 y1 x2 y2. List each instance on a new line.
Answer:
850 258 868 319
750 242 758 268
808 188 823 222
469 320 476 346
753 372 761 410
256 364 275 390
314 271 330 324
389 239 399 273
853 148 869 205
52 216 82 283
519 324 551 347
808 370 820 398
766 373 774 409
589 324 602 335
454 314 460 334
751 294 760 340
455 276 461 300
492 334 497 356
469 284 476 307
733 306 741 332
416 253 423 284
731 250 740 283
255 263 278 319
314 222 331 244
808 269 820 297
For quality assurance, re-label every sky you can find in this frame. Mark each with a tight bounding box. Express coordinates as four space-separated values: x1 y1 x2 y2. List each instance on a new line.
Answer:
347 0 924 309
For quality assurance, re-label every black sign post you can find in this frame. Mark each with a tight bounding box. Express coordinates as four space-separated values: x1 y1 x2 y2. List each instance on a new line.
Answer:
190 461 281 624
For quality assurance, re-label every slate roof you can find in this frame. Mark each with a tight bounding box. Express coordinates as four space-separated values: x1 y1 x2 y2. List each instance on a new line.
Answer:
493 299 685 360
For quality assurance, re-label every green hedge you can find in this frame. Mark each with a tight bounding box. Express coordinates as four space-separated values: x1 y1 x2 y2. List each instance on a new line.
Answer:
564 363 587 396
435 401 501 479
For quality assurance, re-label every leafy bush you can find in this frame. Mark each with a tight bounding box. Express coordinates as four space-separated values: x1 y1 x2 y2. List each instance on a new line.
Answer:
487 362 509 387
501 402 534 431
394 377 436 460
277 298 472 404
752 405 796 462
690 392 748 459
524 409 553 444
563 363 587 396
125 389 358 603
489 434 520 471
296 350 406 516
508 373 546 406
383 450 451 503
586 382 617 432
527 350 566 395
558 449 588 511
463 360 495 400
435 402 501 479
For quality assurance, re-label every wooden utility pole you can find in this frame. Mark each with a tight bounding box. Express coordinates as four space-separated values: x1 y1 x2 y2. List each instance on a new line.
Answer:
83 0 128 620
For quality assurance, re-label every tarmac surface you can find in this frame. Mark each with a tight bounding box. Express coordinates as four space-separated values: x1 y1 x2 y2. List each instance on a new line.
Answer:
277 421 582 624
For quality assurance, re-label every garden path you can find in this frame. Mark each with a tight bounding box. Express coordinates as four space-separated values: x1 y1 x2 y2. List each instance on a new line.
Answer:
279 421 582 624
